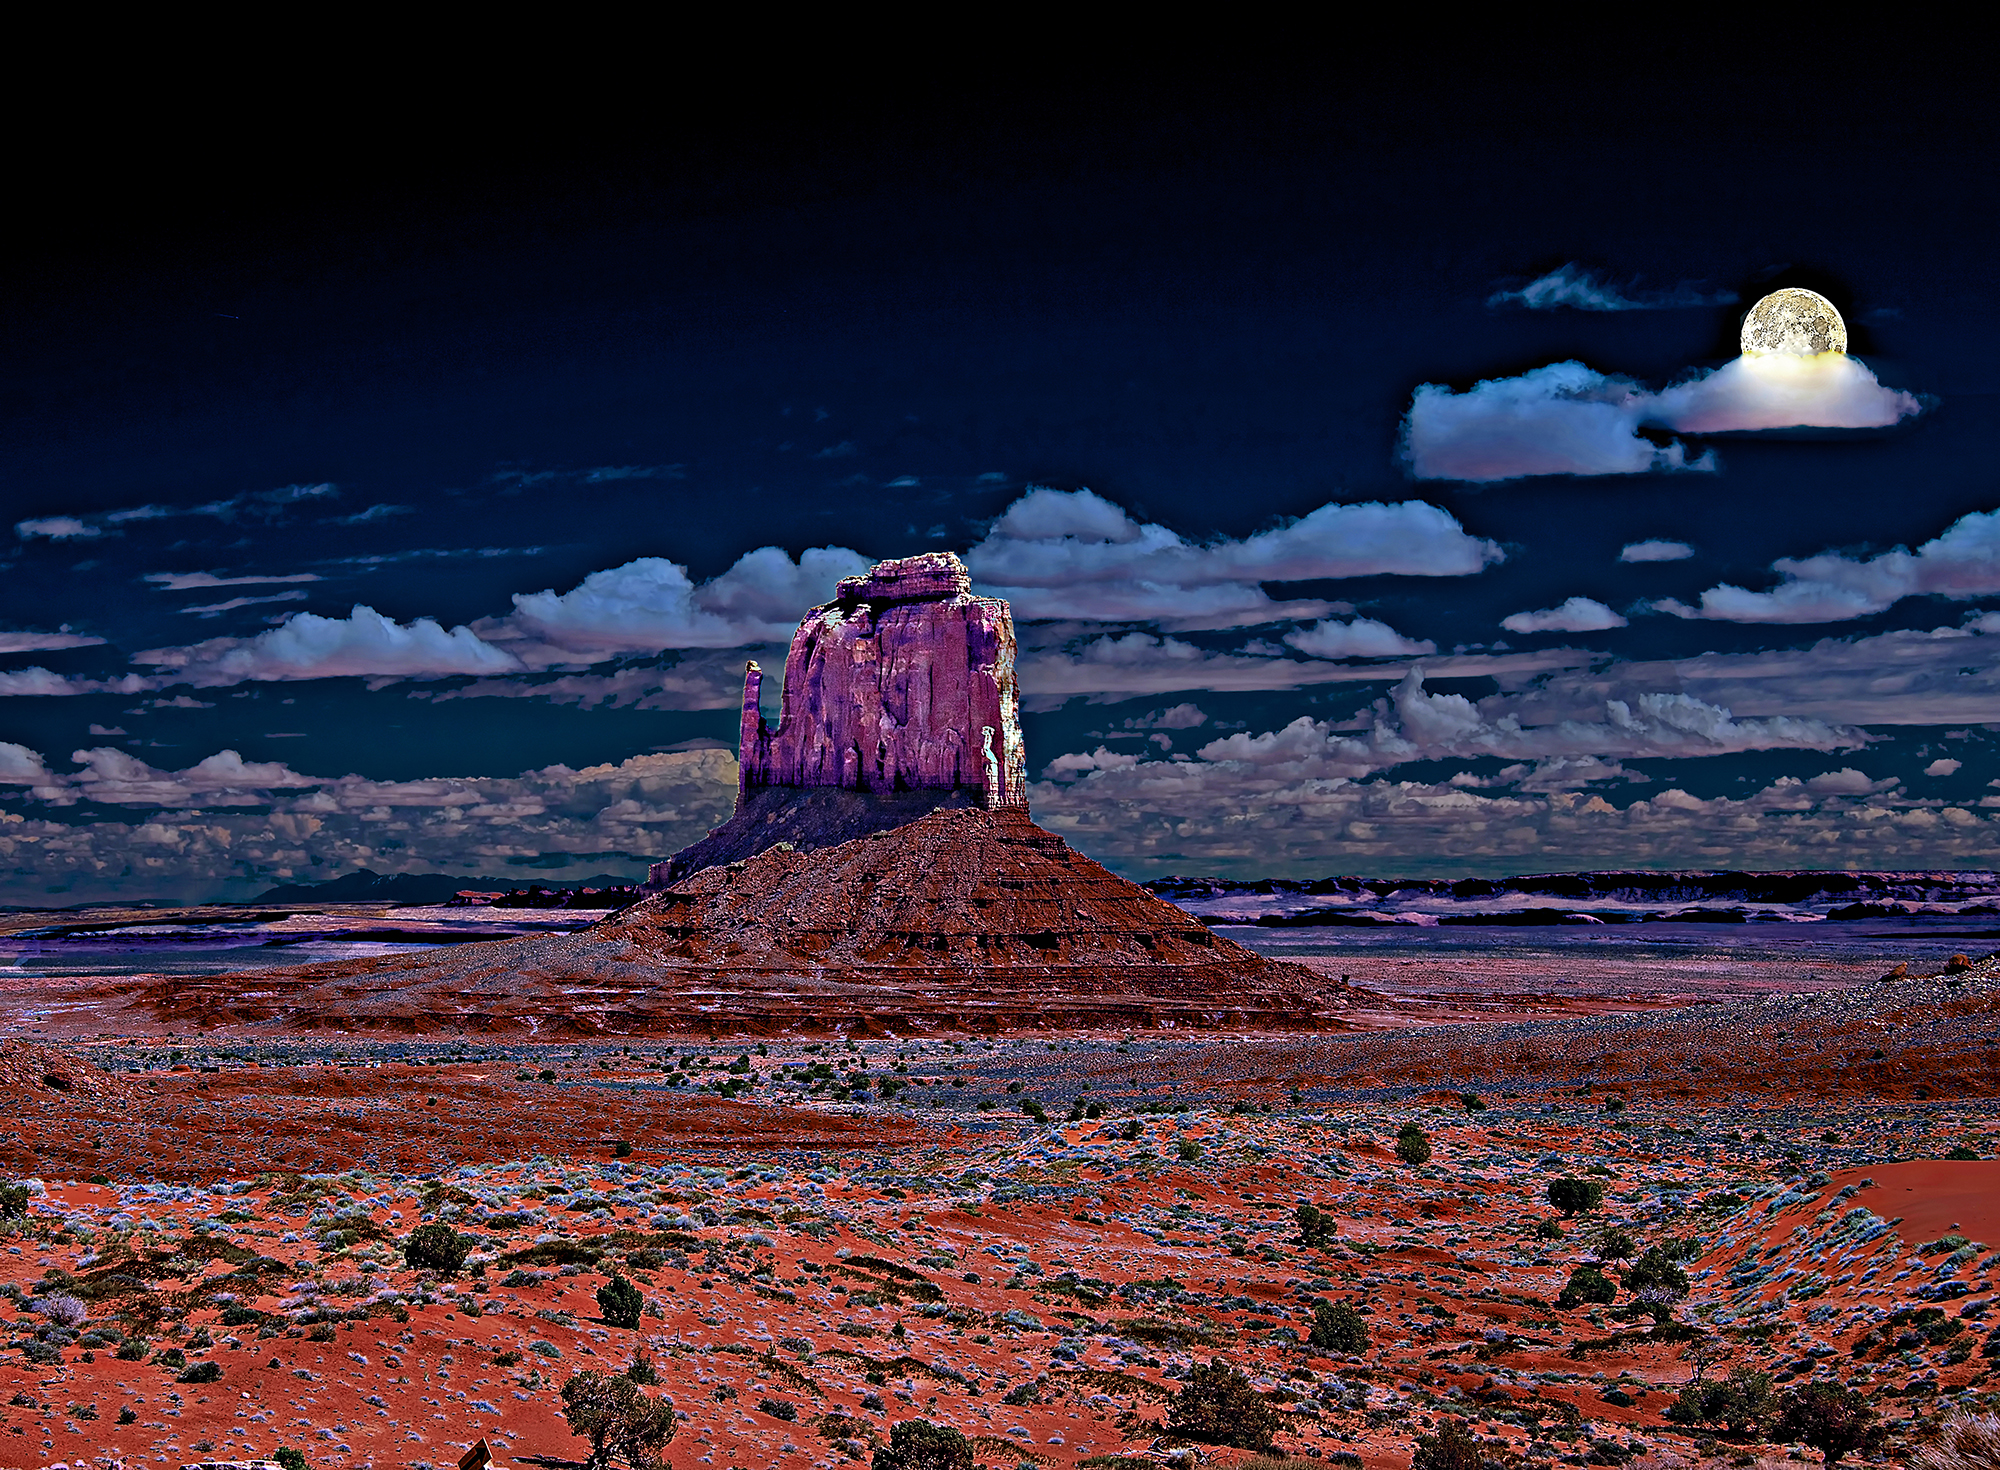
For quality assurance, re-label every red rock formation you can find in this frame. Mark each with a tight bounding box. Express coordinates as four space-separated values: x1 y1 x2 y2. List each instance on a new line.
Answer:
737 551 1026 808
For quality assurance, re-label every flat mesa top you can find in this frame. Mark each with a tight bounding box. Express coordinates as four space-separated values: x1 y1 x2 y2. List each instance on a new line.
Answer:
834 550 974 603
1740 286 1847 356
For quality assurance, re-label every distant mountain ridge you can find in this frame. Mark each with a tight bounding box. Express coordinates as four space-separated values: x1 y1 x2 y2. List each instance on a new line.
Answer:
249 869 636 905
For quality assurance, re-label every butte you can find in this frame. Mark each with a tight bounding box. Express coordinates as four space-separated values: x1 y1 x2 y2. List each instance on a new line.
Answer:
151 553 1328 1036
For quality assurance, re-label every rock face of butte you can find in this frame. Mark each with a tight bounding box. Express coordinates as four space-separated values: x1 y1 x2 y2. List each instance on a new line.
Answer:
154 551 1327 1034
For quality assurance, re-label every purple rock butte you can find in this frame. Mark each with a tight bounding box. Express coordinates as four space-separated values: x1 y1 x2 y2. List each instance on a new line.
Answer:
738 551 1028 808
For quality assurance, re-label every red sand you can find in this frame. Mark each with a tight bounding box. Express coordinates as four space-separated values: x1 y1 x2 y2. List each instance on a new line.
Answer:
1828 1159 2000 1248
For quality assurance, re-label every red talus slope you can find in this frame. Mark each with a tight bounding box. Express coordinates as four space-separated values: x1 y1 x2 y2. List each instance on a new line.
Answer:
143 810 1334 1035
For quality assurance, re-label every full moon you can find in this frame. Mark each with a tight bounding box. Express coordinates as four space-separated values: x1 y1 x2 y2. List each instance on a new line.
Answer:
1740 287 1847 356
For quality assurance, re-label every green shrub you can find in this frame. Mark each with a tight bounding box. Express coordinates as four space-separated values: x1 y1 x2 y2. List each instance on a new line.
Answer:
1546 1178 1606 1216
1775 1381 1884 1465
1177 1141 1203 1162
597 1274 644 1330
220 1305 259 1327
1945 1144 1981 1161
1625 1245 1691 1302
1665 1369 1772 1435
1307 1299 1368 1354
0 1183 28 1219
1459 1092 1486 1111
177 1361 222 1383
154 1347 186 1368
612 1140 633 1158
1411 1416 1483 1470
1164 1360 1282 1452
1295 1203 1337 1247
1533 1218 1564 1240
870 1418 973 1470
275 1449 308 1470
1395 1123 1432 1166
1596 1228 1637 1260
403 1223 471 1275
758 1397 797 1421
561 1370 677 1470
1556 1266 1618 1310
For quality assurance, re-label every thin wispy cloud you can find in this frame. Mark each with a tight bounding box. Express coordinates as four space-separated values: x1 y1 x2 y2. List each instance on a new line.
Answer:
1487 263 1737 312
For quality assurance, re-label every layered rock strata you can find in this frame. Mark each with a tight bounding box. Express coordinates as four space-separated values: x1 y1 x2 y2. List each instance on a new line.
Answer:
650 550 1027 885
149 810 1332 1035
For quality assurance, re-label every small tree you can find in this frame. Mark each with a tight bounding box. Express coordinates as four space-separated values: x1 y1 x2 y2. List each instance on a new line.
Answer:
1775 1381 1885 1466
1308 1299 1368 1354
1596 1227 1637 1261
1666 1368 1773 1436
403 1223 470 1275
1556 1265 1618 1310
561 1370 677 1470
1295 1203 1337 1247
870 1418 973 1470
274 1450 308 1470
1165 1360 1283 1452
1395 1122 1432 1166
597 1274 643 1329
1547 1178 1606 1216
0 1182 28 1218
1625 1244 1691 1322
1412 1417 1483 1470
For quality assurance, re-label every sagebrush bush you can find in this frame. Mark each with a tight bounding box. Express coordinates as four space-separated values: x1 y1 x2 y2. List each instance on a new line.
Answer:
870 1418 972 1470
1394 1122 1432 1166
1307 1299 1368 1354
403 1223 470 1275
1165 1360 1282 1452
1546 1178 1606 1215
597 1274 643 1329
1912 1411 2000 1470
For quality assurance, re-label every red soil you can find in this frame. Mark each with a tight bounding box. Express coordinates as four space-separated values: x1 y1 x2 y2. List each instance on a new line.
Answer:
1828 1160 2000 1248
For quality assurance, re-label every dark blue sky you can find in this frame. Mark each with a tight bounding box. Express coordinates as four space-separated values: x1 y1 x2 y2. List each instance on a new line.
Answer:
3 50 1996 899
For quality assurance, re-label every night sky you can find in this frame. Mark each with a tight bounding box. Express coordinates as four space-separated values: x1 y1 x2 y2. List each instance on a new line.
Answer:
4 52 1996 901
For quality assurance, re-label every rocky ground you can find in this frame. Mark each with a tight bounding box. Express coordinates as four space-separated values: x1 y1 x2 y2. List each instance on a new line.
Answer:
2 967 1998 1470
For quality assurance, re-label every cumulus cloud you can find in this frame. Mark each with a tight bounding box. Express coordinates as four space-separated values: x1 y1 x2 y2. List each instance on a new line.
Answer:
1403 356 1921 483
489 546 873 657
1402 364 1713 482
965 488 1501 628
1120 704 1209 730
0 747 739 901
1659 506 2000 624
1926 758 1963 777
1619 540 1693 563
132 606 527 687
15 516 98 540
1283 617 1436 659
1487 264 1737 312
0 668 162 697
1500 597 1628 635
0 630 107 653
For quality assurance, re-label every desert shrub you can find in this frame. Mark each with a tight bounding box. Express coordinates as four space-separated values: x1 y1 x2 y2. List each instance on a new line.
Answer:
275 1450 308 1470
154 1347 186 1368
113 1340 147 1361
1177 1140 1203 1162
0 1183 28 1218
759 1397 798 1421
1394 1122 1432 1166
1625 1244 1691 1307
220 1305 259 1327
1596 1228 1637 1260
1459 1092 1486 1111
1411 1416 1483 1470
1913 1411 2000 1470
1307 1299 1368 1354
1119 1119 1144 1140
403 1223 471 1276
561 1370 677 1470
40 1293 86 1328
177 1360 222 1383
1775 1381 1885 1465
1165 1360 1282 1452
1085 1101 1103 1119
1021 1100 1047 1124
1294 1204 1337 1248
870 1418 973 1470
1534 1218 1564 1240
597 1274 643 1329
1667 1369 1773 1435
1556 1266 1618 1310
1547 1178 1607 1216
118 1407 137 1425
625 1348 658 1385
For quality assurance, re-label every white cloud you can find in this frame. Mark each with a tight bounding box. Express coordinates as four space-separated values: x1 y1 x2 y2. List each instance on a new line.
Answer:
181 592 310 617
0 747 740 902
145 571 325 590
324 504 414 525
1403 356 1921 483
1650 354 1921 434
0 668 161 697
132 605 527 687
1402 363 1713 482
965 488 1501 628
1619 539 1693 563
1042 747 1145 781
1120 704 1209 730
1487 264 1736 312
1660 506 2000 624
491 546 873 657
1926 758 1963 777
1500 597 1628 635
15 517 99 540
1283 617 1436 659
0 630 107 653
